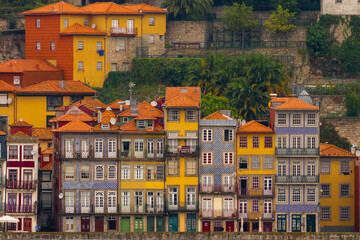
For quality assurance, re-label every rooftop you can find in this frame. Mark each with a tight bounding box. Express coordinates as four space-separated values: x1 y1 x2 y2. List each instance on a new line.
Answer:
21 1 90 15
32 128 52 140
10 120 33 127
52 119 92 133
271 97 319 111
60 23 106 35
202 111 233 120
118 101 163 118
0 59 61 73
320 143 357 158
123 3 167 13
165 87 201 106
82 2 141 14
0 80 19 93
238 120 274 134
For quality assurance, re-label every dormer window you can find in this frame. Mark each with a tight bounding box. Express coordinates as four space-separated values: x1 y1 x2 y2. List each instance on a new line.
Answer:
102 123 110 130
148 121 153 128
138 120 145 129
123 117 128 123
13 76 20 85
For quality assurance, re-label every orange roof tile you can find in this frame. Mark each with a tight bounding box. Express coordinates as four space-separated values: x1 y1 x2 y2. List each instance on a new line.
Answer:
21 1 90 15
272 98 319 111
202 111 233 120
320 143 356 157
238 120 274 134
52 119 92 132
120 119 164 132
10 120 33 127
165 87 201 104
69 98 106 111
49 112 94 123
60 23 106 35
12 131 30 137
93 123 119 131
96 110 117 123
17 80 97 96
135 115 157 120
42 148 52 155
123 3 167 13
0 80 19 93
118 101 163 118
82 2 141 14
0 131 6 135
40 162 52 171
164 94 200 108
32 128 52 140
0 59 61 73
107 99 130 110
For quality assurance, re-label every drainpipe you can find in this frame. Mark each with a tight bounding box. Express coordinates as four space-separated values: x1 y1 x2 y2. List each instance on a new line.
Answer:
104 15 108 86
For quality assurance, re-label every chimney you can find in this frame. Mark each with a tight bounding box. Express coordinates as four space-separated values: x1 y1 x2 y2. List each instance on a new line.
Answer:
59 80 65 90
270 93 277 99
97 107 102 123
118 101 125 112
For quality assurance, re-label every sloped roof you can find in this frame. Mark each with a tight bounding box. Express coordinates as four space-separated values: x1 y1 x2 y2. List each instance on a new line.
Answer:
12 131 30 137
0 59 61 73
21 1 90 15
118 101 163 118
10 120 33 127
60 23 106 35
107 99 130 110
17 80 97 96
32 128 52 140
0 131 6 135
52 119 92 132
165 87 201 105
49 112 94 123
68 98 106 112
238 120 274 134
40 161 52 171
42 148 53 155
123 3 167 13
272 97 318 111
82 2 141 14
165 94 200 108
202 111 233 120
320 143 357 158
0 80 20 93
120 119 164 133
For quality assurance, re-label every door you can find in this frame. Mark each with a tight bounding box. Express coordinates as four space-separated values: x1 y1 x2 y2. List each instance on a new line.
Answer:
23 170 33 189
127 19 134 34
94 139 103 158
202 221 211 232
147 139 154 158
264 177 272 195
263 222 273 232
156 139 164 158
243 222 250 232
120 217 130 232
81 216 90 232
65 139 74 158
263 200 272 219
292 214 301 232
134 140 144 158
95 191 104 213
147 216 154 232
240 179 247 195
23 194 32 213
238 200 248 218
306 214 316 232
156 216 164 232
226 221 234 232
147 192 154 213
168 214 178 232
23 218 32 232
8 170 17 188
134 191 143 212
8 194 16 213
134 216 143 232
81 139 89 158
108 138 117 158
202 176 213 192
186 213 196 232
81 191 90 213
95 216 104 232
277 214 287 232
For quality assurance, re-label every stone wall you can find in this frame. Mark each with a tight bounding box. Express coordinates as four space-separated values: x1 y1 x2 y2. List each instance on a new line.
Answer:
321 0 360 16
0 30 25 63
305 77 358 85
0 17 25 31
311 95 346 117
166 21 213 44
321 117 360 145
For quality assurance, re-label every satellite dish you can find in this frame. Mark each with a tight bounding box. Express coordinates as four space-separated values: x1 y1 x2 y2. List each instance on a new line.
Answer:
110 118 116 125
151 101 157 107
91 23 96 29
7 98 12 104
356 150 360 157
31 149 36 155
241 120 246 125
59 193 63 199
106 106 112 111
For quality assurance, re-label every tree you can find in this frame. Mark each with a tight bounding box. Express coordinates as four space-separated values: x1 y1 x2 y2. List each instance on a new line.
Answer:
320 122 351 151
163 0 214 17
201 93 241 119
271 0 299 13
345 91 360 117
265 5 296 33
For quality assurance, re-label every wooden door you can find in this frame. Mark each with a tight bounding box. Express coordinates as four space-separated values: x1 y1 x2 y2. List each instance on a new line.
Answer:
81 216 90 232
95 216 104 232
202 221 210 232
120 217 130 232
186 213 196 232
147 216 154 232
306 214 316 232
263 222 273 232
134 216 143 232
226 221 234 232
8 193 16 213
156 216 164 232
168 214 178 232
23 218 32 232
23 194 32 213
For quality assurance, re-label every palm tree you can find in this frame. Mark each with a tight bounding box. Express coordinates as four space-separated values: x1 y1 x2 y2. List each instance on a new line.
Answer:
163 0 214 17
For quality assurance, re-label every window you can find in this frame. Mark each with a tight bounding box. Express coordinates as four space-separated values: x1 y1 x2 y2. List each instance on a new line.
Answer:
186 110 196 121
134 165 144 180
251 156 260 169
97 41 102 50
63 19 68 28
36 41 41 50
50 41 55 51
186 159 196 175
292 136 301 148
252 176 259 189
108 165 117 180
111 63 117 71
292 160 301 176
202 129 212 142
112 19 119 28
263 156 274 169
147 166 155 180
80 165 90 180
291 188 301 203
202 152 212 164
156 165 164 180
78 41 84 50
239 157 248 169
264 136 273 148
292 113 302 126
23 145 33 159
340 184 350 197
252 136 259 148
123 117 128 123
96 62 102 71
277 188 287 203
108 217 117 230
95 165 104 180
169 188 178 207
224 129 233 142
307 113 316 125
138 120 145 128
223 152 234 164
121 165 130 180
78 61 84 71
101 123 110 130
239 136 247 148
277 113 287 125
149 35 155 44
168 159 179 175
168 110 179 121
122 62 129 71
13 76 20 85
307 136 316 149
147 121 153 128
321 184 330 197
36 18 40 28
149 17 155 26
320 161 330 174
321 207 331 220
306 188 316 203
252 199 259 212
121 191 130 211
277 136 287 148
84 19 89 26
306 160 316 176
340 207 350 221
340 161 350 174
47 96 63 111
119 38 126 51
186 187 196 207
336 0 342 3
65 165 74 180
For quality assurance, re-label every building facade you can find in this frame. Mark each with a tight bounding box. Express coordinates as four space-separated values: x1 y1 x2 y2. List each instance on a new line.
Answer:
321 0 360 15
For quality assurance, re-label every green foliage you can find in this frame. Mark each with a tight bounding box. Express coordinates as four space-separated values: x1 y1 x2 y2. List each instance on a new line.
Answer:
345 91 360 117
265 5 296 33
201 93 241 119
271 0 299 13
306 81 360 96
320 122 351 151
6 14 17 29
163 0 214 17
222 2 258 32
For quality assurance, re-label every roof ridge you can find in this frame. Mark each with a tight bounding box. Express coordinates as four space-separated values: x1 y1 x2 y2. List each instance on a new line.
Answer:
106 2 113 12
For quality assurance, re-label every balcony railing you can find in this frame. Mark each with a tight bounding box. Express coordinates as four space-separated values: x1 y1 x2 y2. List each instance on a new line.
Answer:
275 148 319 156
199 184 236 193
63 151 117 159
6 180 36 189
120 151 165 159
238 188 275 197
7 205 36 213
111 27 138 36
166 145 199 156
166 201 199 212
63 205 118 214
238 211 275 220
275 175 319 183
145 204 165 214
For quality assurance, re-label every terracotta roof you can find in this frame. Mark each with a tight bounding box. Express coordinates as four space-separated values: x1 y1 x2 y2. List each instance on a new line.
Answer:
123 3 167 13
17 80 97 96
97 110 117 123
0 80 20 93
93 123 119 131
238 120 274 134
60 23 106 35
120 119 164 132
202 111 233 120
21 1 90 15
135 115 157 120
49 112 94 123
12 131 30 137
52 119 92 132
107 99 130 110
82 2 141 14
10 120 33 127
0 59 61 73
40 162 52 171
165 87 201 105
320 143 357 157
118 101 163 118
69 98 106 111
0 131 6 135
164 94 200 108
42 148 52 155
272 98 319 111
32 128 52 140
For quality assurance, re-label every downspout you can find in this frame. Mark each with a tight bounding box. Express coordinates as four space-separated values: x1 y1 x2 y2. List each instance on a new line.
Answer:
104 15 108 86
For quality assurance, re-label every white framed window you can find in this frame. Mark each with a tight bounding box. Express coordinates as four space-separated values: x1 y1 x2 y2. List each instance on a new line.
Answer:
168 159 179 175
119 38 126 51
320 160 330 174
149 35 155 44
123 117 128 123
202 152 212 165
112 19 119 28
306 188 316 203
277 187 287 203
168 110 179 121
138 120 145 128
340 161 350 174
13 76 20 85
186 110 196 121
291 136 302 149
277 113 287 125
80 191 90 213
78 41 84 50
292 160 301 176
121 191 130 212
186 159 196 175
306 160 316 176
134 191 143 212
78 61 84 71
65 191 75 213
101 123 110 130
84 19 89 26
224 129 233 142
50 41 55 51
251 156 260 169
223 152 234 164
263 156 274 169
134 165 143 180
277 136 287 148
65 165 74 180
307 113 316 126
202 129 212 142
307 136 316 149
80 165 90 180
108 191 117 212
291 187 302 203
97 41 102 50
95 191 104 211
63 18 69 28
108 165 117 180
168 188 178 208
96 62 102 71
95 165 104 180
186 187 196 207
292 113 302 126
108 138 116 158
36 41 41 50
121 165 130 180
36 18 40 28
149 17 155 26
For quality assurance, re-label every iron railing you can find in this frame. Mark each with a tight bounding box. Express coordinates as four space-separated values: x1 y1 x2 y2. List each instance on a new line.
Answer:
111 27 138 36
6 180 36 189
275 175 319 183
275 148 319 155
7 205 36 213
62 205 118 214
238 188 275 197
199 184 237 193
166 145 199 156
238 211 275 220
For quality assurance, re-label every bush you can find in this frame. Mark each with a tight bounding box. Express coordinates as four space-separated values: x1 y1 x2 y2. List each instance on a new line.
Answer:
345 91 360 117
265 5 296 33
320 122 351 151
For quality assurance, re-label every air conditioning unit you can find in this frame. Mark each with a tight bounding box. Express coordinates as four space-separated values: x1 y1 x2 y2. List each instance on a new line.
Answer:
92 24 96 29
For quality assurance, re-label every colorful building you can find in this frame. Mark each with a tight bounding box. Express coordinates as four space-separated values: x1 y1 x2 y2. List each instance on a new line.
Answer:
319 143 357 232
199 111 237 232
0 130 6 216
269 96 320 232
0 80 19 133
236 120 275 232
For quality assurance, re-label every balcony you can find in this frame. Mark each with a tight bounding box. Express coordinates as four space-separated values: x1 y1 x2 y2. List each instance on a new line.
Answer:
63 151 117 159
6 180 36 189
111 27 138 37
275 175 319 183
166 201 199 212
120 151 165 159
275 148 319 156
238 211 275 220
213 209 237 218
166 145 199 157
145 204 165 214
63 205 118 214
7 205 36 214
238 188 275 197
199 184 236 194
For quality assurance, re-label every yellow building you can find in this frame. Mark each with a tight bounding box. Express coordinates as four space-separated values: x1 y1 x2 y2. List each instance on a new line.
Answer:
236 120 275 232
0 80 18 133
163 87 201 232
319 143 357 232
